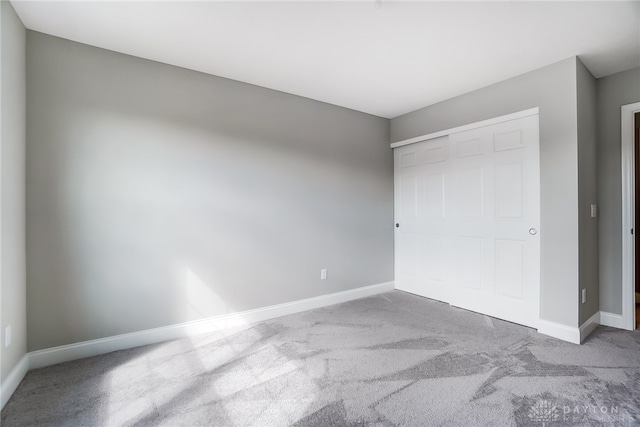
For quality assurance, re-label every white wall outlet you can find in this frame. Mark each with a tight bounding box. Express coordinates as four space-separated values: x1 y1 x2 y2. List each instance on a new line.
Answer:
5 325 11 348
581 289 587 304
320 269 327 280
590 204 598 218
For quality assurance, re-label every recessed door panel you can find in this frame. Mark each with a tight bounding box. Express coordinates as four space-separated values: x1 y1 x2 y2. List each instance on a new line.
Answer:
495 162 524 219
458 237 483 290
398 233 418 276
400 176 418 219
458 168 483 218
400 152 417 168
423 235 446 282
425 173 445 218
495 239 524 299
423 146 447 164
494 130 524 152
457 138 483 158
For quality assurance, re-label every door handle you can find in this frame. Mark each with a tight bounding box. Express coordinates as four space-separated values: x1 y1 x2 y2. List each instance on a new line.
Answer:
396 223 400 228
529 228 538 235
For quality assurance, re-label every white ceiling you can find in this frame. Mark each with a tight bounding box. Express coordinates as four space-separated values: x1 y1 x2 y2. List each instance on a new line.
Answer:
10 1 640 119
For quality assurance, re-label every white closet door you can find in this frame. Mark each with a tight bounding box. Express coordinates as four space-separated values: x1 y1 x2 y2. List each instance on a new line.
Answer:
394 136 452 304
394 114 540 328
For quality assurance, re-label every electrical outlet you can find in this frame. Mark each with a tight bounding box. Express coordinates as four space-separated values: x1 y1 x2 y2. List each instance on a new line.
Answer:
581 289 587 304
320 269 327 280
5 325 11 348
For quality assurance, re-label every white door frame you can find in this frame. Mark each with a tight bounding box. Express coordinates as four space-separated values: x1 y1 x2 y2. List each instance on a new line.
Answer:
621 102 640 331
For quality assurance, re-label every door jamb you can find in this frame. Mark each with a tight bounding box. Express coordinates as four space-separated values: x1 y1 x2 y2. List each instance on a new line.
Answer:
621 102 640 330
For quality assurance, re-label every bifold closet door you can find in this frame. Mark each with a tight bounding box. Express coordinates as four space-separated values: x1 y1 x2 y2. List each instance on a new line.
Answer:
394 114 540 328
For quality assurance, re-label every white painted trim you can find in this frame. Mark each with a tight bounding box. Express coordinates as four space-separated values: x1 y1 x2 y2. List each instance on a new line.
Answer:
1 283 395 405
29 281 395 370
579 312 600 343
390 107 539 148
621 102 640 331
537 320 580 344
599 311 626 329
0 355 28 410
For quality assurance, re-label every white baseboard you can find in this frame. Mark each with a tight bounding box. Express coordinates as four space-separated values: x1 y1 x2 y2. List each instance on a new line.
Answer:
599 311 627 329
537 319 580 344
579 312 600 343
0 355 29 410
29 281 395 370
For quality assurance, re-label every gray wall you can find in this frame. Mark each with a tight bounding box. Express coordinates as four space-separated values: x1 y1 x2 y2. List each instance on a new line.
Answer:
26 32 393 351
576 58 599 325
1 1 27 383
392 58 580 328
597 67 640 314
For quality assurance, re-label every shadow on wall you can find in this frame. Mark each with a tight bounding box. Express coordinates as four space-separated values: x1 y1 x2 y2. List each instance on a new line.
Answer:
26 31 392 351
54 104 385 314
27 81 392 349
